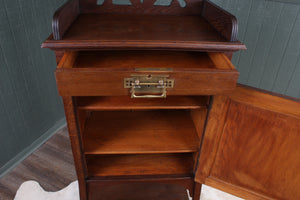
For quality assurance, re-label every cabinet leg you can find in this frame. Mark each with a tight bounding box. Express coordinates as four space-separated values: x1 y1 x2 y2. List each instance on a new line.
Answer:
193 182 202 200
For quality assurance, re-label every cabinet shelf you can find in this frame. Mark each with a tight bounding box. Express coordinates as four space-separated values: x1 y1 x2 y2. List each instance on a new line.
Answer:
82 110 200 154
76 96 209 110
86 153 194 178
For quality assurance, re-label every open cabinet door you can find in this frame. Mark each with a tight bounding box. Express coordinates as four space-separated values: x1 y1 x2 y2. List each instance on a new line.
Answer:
195 85 300 200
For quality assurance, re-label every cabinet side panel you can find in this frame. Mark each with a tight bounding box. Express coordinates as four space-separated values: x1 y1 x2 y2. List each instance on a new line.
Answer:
62 97 88 200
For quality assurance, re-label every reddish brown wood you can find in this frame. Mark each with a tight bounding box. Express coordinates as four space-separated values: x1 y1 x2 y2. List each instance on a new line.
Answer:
205 177 275 200
86 154 194 177
42 14 245 51
76 96 209 110
205 177 278 200
55 51 239 96
52 0 79 40
76 109 87 142
196 86 300 200
202 0 238 42
87 179 193 200
62 97 88 200
194 95 230 183
45 3 248 199
193 182 202 200
82 110 200 154
236 83 300 103
190 109 208 143
54 51 65 64
72 51 216 70
44 0 246 51
56 71 238 96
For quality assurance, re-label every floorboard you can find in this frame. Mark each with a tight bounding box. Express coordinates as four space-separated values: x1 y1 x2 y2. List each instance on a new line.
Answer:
0 127 77 200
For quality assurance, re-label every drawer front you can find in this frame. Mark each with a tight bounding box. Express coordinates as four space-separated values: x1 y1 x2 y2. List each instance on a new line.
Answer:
55 51 239 97
55 70 239 96
87 179 193 200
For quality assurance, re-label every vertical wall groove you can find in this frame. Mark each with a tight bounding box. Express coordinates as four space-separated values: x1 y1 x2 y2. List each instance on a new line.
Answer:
212 0 300 99
0 0 66 172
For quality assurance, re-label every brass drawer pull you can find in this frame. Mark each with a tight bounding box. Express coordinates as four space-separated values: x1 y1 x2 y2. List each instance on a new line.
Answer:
124 75 174 98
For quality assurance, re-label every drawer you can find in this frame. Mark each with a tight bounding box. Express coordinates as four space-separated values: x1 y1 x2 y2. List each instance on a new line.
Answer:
87 179 193 200
55 51 239 97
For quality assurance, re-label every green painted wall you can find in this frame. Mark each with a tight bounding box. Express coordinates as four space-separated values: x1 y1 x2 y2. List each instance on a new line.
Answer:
211 0 300 98
0 0 299 176
0 0 66 176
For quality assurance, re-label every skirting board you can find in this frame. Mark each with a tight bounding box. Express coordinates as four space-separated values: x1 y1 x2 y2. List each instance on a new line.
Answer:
0 118 67 178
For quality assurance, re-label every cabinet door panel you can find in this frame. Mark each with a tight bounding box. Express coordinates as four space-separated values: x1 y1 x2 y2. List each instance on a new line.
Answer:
196 86 300 200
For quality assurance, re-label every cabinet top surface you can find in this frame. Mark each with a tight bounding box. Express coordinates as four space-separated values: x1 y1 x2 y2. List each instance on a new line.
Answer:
42 14 246 51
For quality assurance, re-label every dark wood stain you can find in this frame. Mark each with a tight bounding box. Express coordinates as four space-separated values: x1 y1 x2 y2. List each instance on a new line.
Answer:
43 0 246 51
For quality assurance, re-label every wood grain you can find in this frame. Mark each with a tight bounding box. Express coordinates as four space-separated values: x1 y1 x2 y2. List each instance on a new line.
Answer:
76 96 209 110
228 85 300 118
196 85 300 200
55 51 239 96
86 154 194 177
43 2 247 199
194 95 230 183
72 51 216 70
211 98 300 200
62 97 88 200
42 14 246 51
205 177 275 200
82 110 200 154
190 109 208 142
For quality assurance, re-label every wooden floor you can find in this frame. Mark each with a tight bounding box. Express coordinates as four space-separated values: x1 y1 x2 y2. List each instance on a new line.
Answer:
0 127 77 200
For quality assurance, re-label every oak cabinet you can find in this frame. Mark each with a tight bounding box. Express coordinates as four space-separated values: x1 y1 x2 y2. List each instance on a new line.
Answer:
42 0 300 199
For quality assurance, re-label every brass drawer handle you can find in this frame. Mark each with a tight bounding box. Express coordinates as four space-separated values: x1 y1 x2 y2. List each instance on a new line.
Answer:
124 75 174 98
131 87 167 98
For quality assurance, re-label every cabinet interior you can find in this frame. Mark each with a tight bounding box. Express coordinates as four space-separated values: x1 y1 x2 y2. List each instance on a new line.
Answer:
75 96 208 179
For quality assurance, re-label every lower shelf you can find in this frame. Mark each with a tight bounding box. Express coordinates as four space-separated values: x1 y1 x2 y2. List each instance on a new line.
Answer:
82 110 200 154
87 181 190 200
86 153 194 178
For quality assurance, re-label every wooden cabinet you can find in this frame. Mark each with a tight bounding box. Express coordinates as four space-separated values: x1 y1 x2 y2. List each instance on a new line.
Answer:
42 0 300 200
